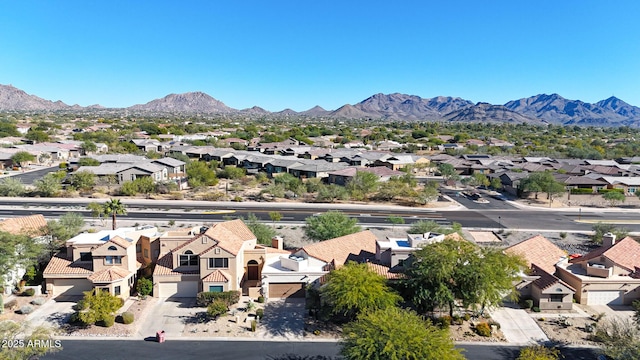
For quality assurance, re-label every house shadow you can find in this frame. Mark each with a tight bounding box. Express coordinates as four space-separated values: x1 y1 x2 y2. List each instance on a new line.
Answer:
165 297 198 309
259 299 305 338
45 311 73 327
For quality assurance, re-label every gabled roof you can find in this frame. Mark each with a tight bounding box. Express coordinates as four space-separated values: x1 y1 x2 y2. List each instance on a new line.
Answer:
202 270 231 282
153 253 200 276
204 219 256 256
301 230 377 267
107 235 132 249
571 236 640 272
43 253 93 276
152 157 185 167
530 264 575 292
505 235 566 274
88 267 131 283
0 214 47 236
366 263 406 280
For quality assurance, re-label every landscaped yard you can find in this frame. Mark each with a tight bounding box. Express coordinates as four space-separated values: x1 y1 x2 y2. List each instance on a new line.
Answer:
183 297 267 337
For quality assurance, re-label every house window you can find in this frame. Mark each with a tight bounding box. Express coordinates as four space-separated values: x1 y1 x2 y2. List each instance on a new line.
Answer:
136 243 142 252
105 256 122 265
209 258 229 269
114 286 121 296
179 250 198 266
144 249 149 258
550 294 564 302
108 245 118 251
209 285 223 293
80 252 92 262
397 259 406 267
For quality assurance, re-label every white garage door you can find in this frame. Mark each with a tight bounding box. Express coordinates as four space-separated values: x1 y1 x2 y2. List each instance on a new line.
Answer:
587 290 623 305
53 279 93 296
158 281 199 298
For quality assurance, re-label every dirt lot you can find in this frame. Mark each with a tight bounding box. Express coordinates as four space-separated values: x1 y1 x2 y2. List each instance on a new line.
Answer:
534 316 600 346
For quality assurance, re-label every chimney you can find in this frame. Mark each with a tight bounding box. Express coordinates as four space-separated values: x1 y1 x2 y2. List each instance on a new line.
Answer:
602 233 616 248
271 236 283 250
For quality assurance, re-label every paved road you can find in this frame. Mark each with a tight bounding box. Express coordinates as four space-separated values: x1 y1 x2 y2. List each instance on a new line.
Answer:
40 340 599 359
4 166 61 185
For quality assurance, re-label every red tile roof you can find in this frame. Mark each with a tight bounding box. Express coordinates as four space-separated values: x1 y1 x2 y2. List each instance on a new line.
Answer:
201 270 230 282
572 236 640 272
153 252 199 276
108 236 132 249
0 214 47 236
43 253 92 276
204 219 256 255
302 230 377 267
88 267 131 283
505 235 567 274
531 263 575 292
366 263 406 280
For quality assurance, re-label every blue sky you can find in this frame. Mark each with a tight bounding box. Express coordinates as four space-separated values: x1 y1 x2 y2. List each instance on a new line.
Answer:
1 1 639 111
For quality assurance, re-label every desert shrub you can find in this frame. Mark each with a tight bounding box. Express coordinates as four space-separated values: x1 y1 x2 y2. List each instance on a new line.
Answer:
452 315 464 325
463 313 471 321
196 290 241 307
435 315 452 329
257 296 265 303
488 319 501 330
74 299 88 311
22 288 35 297
251 319 257 332
559 232 567 239
121 311 135 324
136 277 153 297
523 299 533 310
4 299 17 310
207 300 228 319
19 305 34 314
68 312 83 324
571 188 593 194
31 297 46 306
100 315 115 327
532 306 541 313
475 322 492 337
256 308 264 319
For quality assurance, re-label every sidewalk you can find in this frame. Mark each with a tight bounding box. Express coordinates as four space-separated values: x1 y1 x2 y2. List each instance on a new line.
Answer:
490 306 549 344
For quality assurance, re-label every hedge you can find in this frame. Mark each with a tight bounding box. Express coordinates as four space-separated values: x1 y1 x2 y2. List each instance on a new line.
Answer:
598 188 624 194
196 290 241 307
570 188 594 194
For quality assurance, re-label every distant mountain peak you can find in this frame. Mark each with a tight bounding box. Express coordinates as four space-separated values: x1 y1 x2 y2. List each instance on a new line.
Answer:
128 91 232 113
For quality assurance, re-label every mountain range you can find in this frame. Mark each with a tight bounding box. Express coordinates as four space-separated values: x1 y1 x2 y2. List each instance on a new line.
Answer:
1 84 640 127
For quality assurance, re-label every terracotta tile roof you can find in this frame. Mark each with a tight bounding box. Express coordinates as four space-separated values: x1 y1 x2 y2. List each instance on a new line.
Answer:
108 236 132 249
153 253 199 276
573 236 640 272
531 264 575 292
366 262 406 280
88 267 131 283
505 235 566 274
204 219 256 255
302 230 378 267
201 270 230 282
43 253 93 276
0 214 47 236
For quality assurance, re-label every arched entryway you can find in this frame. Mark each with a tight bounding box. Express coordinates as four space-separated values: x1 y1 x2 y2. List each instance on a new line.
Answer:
247 260 260 281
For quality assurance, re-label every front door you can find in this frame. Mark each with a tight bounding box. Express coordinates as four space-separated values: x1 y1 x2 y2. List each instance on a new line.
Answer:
247 260 259 281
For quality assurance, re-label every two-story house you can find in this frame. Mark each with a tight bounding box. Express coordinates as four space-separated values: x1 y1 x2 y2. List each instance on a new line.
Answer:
43 227 158 298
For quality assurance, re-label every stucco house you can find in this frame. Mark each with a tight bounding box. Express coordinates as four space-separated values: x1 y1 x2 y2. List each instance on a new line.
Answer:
505 235 575 310
556 234 640 305
43 226 159 298
375 232 446 269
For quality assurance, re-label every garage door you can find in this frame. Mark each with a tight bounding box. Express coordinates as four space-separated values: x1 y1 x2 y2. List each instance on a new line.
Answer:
587 290 623 305
52 279 93 296
158 281 199 298
269 283 305 298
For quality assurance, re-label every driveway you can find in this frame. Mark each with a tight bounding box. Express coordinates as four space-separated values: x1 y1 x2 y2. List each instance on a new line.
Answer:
585 304 635 322
490 306 549 344
258 298 305 340
136 297 199 339
26 295 80 328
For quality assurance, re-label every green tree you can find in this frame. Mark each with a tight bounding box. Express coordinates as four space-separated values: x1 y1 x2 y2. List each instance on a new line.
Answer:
521 172 564 203
87 202 106 226
346 171 379 201
304 211 361 241
591 223 629 245
387 216 404 230
603 191 626 207
244 213 276 245
408 220 443 234
186 161 218 188
69 170 97 191
437 163 459 181
10 151 35 167
321 262 401 321
34 172 62 197
81 140 98 154
274 173 302 192
219 166 246 180
0 231 44 286
120 177 155 195
517 345 560 360
25 129 50 143
341 307 464 360
103 198 127 230
136 277 153 297
46 212 85 245
468 172 490 188
490 177 503 190
0 320 61 359
596 318 640 360
417 183 439 205
77 157 101 166
0 177 27 197
77 290 123 326
316 184 349 203
269 211 283 228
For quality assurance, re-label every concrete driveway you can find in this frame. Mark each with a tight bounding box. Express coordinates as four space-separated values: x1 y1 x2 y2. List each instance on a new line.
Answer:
26 295 80 328
258 298 305 340
586 304 635 322
136 297 199 339
490 306 549 344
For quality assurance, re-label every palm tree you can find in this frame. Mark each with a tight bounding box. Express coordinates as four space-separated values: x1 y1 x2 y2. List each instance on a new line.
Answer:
103 198 127 230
